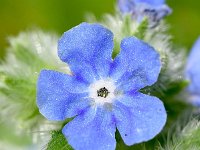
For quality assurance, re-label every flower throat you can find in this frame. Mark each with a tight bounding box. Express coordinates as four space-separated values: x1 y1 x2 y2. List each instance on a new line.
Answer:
97 87 110 98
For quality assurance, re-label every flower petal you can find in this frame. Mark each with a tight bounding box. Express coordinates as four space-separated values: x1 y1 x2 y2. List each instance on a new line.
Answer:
37 70 90 121
135 0 165 6
58 22 114 83
110 37 161 91
113 93 166 145
62 107 116 150
118 0 171 24
118 0 135 13
186 37 200 95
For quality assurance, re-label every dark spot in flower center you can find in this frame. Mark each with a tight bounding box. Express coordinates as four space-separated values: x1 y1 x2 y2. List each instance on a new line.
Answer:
97 87 110 98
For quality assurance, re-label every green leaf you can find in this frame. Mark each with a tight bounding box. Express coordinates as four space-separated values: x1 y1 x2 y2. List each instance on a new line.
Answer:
0 30 70 147
47 130 72 150
160 109 200 150
133 18 148 39
122 14 132 36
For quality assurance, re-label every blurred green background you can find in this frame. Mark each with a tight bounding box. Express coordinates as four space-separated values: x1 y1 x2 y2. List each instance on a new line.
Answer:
0 0 200 59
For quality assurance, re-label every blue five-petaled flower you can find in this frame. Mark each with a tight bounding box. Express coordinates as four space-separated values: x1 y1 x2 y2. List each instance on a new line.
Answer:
185 37 200 106
118 0 172 25
37 22 167 150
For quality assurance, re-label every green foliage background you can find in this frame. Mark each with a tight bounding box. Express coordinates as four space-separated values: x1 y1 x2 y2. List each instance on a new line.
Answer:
0 0 200 59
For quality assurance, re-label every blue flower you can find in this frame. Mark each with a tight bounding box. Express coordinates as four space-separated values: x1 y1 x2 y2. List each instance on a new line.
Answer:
37 23 167 150
118 0 172 25
185 37 200 106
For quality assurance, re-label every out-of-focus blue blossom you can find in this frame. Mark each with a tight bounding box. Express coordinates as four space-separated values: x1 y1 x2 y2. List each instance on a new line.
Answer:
118 0 172 26
185 37 200 106
37 22 167 150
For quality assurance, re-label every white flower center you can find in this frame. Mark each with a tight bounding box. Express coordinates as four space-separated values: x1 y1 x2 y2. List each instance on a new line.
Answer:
88 78 116 105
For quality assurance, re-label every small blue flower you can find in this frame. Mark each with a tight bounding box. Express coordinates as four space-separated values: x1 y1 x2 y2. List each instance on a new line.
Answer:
185 37 200 106
37 23 166 150
118 0 172 25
